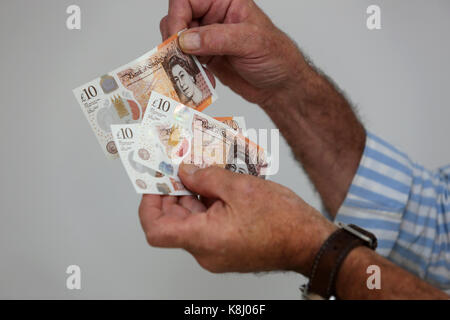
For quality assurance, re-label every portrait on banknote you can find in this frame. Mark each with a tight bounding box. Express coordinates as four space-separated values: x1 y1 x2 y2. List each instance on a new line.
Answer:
162 50 212 110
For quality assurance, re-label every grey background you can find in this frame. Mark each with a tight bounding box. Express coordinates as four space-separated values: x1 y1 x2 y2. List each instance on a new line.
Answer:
0 0 449 299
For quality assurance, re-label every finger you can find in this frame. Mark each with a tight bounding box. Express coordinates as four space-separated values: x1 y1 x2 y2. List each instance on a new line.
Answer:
197 0 233 26
178 164 238 202
167 0 208 36
162 195 178 210
179 196 207 213
138 195 163 232
178 23 259 57
143 211 206 249
164 203 192 218
139 195 163 219
160 15 169 40
167 0 257 36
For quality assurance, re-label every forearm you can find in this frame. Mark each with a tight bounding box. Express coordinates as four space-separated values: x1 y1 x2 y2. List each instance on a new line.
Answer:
289 207 448 299
262 52 365 216
335 246 449 299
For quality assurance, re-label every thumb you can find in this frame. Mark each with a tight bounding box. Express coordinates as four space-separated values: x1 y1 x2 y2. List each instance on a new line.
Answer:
179 23 259 57
178 164 237 202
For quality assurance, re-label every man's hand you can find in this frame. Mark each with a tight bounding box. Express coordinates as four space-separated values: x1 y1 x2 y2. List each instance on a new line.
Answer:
162 0 365 216
161 0 306 106
139 164 336 274
138 164 449 299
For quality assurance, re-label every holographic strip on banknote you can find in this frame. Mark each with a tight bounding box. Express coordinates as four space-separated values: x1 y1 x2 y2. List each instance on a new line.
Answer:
133 92 269 188
73 32 218 160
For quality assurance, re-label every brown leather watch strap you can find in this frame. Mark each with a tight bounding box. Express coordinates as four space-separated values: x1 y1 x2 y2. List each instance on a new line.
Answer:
307 224 377 299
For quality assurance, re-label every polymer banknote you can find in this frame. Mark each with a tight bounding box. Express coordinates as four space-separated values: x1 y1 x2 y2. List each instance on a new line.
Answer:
73 33 217 159
112 116 247 194
133 92 269 188
111 124 191 195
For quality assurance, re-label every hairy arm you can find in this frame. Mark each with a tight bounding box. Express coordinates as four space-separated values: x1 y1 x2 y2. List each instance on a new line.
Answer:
261 54 366 217
334 246 449 299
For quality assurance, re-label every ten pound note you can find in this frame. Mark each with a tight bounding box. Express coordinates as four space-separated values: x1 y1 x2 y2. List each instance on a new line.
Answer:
73 33 217 159
133 92 269 189
111 124 191 195
111 116 247 195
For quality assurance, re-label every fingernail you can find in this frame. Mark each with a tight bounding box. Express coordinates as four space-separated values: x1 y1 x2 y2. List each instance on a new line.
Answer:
180 32 201 51
180 163 199 176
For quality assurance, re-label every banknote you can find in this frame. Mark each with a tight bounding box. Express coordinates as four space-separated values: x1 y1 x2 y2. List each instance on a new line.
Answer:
73 32 218 159
111 124 191 195
112 117 245 195
133 92 269 187
214 116 246 133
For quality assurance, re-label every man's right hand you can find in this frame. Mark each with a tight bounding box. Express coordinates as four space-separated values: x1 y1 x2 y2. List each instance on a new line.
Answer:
161 0 306 106
162 0 365 219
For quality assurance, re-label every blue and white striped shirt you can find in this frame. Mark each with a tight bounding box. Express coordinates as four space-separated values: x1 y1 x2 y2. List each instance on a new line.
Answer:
335 132 450 290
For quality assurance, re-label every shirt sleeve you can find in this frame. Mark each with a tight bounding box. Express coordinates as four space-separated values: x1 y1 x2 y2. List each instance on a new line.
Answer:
335 131 450 290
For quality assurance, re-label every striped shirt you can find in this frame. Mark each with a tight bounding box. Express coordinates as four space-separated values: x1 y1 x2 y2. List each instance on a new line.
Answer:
335 132 450 290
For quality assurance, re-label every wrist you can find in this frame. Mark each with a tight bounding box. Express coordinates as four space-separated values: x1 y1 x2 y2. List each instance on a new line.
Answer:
288 208 338 276
304 223 378 299
334 246 373 299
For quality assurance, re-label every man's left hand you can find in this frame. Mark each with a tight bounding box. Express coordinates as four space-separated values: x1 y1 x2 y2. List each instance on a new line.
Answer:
139 164 336 275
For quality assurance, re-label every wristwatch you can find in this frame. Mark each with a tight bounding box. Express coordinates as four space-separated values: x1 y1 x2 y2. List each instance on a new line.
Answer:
300 222 378 300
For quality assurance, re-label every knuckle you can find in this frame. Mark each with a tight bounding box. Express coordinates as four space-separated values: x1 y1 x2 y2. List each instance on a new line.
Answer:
230 0 252 22
159 16 168 32
204 30 224 53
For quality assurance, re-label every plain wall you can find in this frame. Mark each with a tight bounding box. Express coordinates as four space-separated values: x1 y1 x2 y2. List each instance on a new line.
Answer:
0 0 449 299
